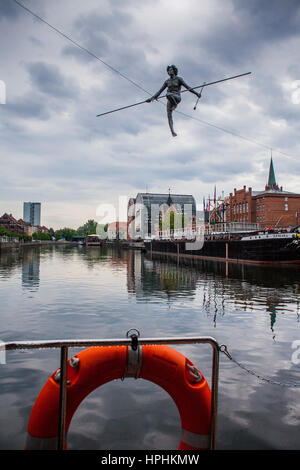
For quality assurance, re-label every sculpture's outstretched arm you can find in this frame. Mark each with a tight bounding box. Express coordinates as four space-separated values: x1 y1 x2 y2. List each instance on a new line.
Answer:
146 81 168 102
180 77 201 97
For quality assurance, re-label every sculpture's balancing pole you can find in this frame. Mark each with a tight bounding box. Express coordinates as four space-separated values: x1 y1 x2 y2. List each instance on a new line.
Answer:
96 72 251 118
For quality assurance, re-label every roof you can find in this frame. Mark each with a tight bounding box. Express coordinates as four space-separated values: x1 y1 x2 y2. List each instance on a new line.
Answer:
108 222 128 231
0 213 21 224
252 190 300 197
136 193 196 206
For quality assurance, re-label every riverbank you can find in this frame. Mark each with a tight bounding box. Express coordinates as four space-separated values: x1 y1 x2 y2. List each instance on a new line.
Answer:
0 238 145 253
102 240 145 250
0 239 77 252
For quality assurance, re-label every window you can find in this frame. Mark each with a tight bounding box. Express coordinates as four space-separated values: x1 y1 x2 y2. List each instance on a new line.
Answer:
285 204 288 211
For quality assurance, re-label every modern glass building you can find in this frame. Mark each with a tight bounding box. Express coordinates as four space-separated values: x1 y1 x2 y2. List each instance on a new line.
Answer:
128 192 196 239
23 202 41 227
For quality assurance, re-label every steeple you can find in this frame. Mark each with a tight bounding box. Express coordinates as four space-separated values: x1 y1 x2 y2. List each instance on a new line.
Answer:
268 157 276 188
265 155 279 191
167 187 173 206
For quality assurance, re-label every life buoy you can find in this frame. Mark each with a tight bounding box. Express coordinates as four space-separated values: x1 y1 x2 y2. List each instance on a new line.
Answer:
25 345 211 450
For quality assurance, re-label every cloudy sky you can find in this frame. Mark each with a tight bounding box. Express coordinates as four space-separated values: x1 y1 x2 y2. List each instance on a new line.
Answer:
1 0 300 230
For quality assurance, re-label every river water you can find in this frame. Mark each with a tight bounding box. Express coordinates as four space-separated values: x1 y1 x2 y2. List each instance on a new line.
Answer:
0 245 299 450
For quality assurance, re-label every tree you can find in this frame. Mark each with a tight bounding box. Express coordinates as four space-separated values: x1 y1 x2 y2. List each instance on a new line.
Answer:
54 227 77 241
76 219 98 236
48 227 55 238
0 225 31 241
32 232 52 240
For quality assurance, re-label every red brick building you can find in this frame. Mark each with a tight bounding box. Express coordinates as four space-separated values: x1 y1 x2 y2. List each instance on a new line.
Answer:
0 213 25 234
225 158 300 229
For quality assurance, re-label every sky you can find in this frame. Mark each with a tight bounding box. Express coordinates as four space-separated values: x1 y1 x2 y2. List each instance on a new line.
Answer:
1 0 300 230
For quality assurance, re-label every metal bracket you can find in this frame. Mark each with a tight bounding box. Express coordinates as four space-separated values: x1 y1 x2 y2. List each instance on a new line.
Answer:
124 329 142 379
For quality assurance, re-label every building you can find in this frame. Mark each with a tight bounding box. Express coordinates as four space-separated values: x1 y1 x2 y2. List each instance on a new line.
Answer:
226 158 300 229
127 192 197 239
0 213 24 234
127 198 136 241
107 222 128 240
23 202 41 227
36 225 49 233
18 218 33 236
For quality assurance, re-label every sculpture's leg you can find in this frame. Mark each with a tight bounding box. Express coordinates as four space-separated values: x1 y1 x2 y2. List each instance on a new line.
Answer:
167 100 177 137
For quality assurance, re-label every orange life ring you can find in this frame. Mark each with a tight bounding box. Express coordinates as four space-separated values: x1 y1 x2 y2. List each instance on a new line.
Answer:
25 345 211 450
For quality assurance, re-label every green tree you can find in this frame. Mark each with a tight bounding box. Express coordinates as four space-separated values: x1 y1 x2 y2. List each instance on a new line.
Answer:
77 219 98 236
0 225 31 241
48 227 55 238
54 227 77 241
32 232 52 240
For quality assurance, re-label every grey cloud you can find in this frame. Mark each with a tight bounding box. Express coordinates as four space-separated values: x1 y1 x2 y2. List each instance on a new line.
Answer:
61 34 109 64
0 1 21 20
26 61 80 99
63 7 152 87
232 0 300 40
74 8 133 37
5 92 51 120
199 0 300 69
1 0 300 227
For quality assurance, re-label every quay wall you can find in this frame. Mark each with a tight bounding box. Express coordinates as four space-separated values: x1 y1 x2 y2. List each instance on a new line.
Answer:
0 240 76 252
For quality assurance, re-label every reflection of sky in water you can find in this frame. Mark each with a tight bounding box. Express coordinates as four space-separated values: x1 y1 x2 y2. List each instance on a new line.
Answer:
0 245 300 449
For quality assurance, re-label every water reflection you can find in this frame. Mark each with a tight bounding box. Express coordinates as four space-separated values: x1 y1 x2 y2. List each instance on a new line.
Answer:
127 250 198 300
144 252 300 333
0 249 22 279
22 249 40 291
1 245 300 450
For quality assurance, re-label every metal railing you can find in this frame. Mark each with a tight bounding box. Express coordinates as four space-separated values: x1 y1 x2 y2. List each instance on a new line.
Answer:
3 334 220 451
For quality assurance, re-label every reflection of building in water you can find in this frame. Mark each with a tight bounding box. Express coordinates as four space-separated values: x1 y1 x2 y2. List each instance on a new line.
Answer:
22 249 40 290
127 250 143 293
127 249 198 300
81 246 129 270
0 250 22 278
143 252 300 331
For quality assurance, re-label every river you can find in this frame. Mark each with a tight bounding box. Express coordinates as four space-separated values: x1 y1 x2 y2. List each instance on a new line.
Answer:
0 245 299 450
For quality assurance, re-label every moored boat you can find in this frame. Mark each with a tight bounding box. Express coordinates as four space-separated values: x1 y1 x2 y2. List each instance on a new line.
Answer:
144 227 300 265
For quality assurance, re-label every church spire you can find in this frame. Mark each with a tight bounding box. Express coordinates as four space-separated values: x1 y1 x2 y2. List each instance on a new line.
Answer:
266 154 279 191
167 187 173 206
268 157 276 188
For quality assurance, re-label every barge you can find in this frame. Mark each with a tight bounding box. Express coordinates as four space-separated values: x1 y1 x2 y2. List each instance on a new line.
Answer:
144 228 300 265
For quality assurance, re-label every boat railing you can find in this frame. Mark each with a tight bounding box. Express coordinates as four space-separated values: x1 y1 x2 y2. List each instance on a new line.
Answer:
2 334 220 451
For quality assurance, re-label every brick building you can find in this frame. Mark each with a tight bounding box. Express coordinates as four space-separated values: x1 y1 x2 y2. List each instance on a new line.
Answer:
225 158 300 229
0 213 25 234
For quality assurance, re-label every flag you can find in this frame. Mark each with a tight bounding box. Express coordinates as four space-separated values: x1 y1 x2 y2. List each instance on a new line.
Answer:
203 197 206 212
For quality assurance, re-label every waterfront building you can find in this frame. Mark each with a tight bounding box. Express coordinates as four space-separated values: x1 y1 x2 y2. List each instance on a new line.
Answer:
225 158 300 229
0 213 24 234
36 225 49 233
23 202 41 227
18 218 33 236
127 192 197 240
107 222 128 240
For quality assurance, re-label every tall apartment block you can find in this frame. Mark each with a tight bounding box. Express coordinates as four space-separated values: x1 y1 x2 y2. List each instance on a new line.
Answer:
23 202 41 227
